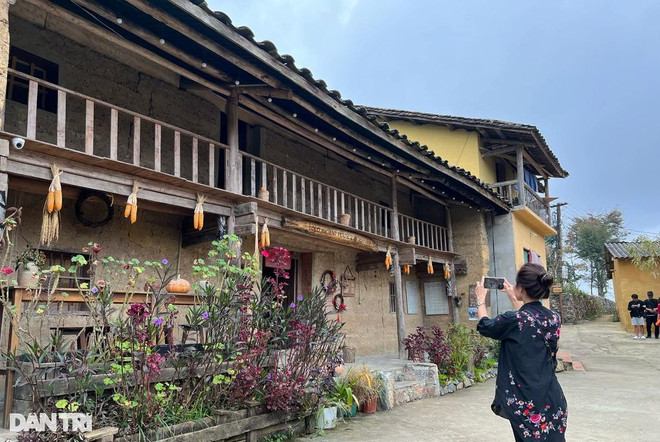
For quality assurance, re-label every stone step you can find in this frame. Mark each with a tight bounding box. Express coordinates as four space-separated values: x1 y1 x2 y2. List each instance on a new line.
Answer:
571 361 585 371
392 379 429 406
556 352 572 363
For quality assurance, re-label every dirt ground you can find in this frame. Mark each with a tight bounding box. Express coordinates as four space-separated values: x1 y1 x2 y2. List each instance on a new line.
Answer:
306 316 659 442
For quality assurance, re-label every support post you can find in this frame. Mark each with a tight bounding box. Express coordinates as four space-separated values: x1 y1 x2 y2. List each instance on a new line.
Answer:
552 202 567 283
226 88 241 194
445 206 454 253
516 146 525 208
390 175 406 359
0 0 9 131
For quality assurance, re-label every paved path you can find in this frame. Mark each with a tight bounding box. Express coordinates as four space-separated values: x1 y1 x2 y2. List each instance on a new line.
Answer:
305 317 660 442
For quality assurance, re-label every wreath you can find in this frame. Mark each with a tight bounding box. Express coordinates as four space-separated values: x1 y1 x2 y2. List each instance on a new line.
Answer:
320 270 339 296
75 190 114 228
333 293 347 312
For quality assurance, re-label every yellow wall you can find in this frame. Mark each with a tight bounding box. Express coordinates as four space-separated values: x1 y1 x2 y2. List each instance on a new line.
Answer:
612 259 660 332
387 121 497 183
512 210 549 269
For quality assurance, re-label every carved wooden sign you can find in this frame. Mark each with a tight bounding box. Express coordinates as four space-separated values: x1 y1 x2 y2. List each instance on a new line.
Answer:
398 246 416 266
282 217 378 251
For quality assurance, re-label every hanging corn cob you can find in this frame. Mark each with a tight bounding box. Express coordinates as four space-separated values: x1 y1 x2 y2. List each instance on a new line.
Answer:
46 164 62 213
260 217 271 248
41 164 63 246
124 181 140 224
193 193 207 231
444 263 451 280
427 256 434 275
403 265 411 275
385 246 392 270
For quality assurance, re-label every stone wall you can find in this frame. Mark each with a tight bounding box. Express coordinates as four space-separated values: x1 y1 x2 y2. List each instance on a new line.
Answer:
550 292 616 324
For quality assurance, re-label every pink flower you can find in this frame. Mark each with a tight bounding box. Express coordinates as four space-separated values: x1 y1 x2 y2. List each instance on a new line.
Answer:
530 414 542 424
1 267 14 275
91 243 102 254
261 250 270 257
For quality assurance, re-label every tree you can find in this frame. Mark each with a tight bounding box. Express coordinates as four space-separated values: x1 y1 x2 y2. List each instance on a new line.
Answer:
629 235 660 277
566 209 626 296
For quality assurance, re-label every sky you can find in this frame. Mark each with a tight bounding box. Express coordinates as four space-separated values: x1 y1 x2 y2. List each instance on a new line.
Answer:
208 0 660 239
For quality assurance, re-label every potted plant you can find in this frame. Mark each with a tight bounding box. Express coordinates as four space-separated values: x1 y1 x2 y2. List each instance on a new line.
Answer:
15 247 46 287
345 364 381 414
332 375 359 418
315 396 342 430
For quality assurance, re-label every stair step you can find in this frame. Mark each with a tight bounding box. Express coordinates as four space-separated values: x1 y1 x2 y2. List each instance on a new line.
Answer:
556 352 572 363
393 380 423 390
571 361 585 371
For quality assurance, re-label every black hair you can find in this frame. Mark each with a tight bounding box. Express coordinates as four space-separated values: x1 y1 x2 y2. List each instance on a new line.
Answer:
515 263 553 300
632 294 639 299
647 291 654 297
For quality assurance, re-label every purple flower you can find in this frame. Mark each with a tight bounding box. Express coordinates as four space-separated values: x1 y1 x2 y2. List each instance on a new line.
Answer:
266 374 272 380
153 317 164 326
161 259 169 265
91 287 99 293
202 312 209 320
297 294 303 301
289 302 296 309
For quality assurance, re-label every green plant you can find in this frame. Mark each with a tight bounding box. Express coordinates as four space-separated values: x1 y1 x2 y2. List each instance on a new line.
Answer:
344 364 381 405
14 247 46 270
446 323 474 374
331 375 359 412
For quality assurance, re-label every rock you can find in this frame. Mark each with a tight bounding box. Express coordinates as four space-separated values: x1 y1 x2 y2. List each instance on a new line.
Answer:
448 384 456 393
457 382 464 390
464 379 472 387
555 362 565 373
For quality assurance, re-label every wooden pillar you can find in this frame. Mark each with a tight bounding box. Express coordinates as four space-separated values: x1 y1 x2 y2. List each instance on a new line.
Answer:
225 88 241 194
445 206 454 253
0 139 8 225
516 146 525 208
390 175 406 359
0 0 9 131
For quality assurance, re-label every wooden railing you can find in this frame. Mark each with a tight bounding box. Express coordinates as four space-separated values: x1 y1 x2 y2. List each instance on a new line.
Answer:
4 70 452 252
241 153 393 238
489 180 551 224
6 69 227 187
398 214 451 251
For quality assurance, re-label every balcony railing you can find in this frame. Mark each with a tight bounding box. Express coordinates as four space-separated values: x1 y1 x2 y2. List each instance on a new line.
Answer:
4 70 452 252
489 180 551 225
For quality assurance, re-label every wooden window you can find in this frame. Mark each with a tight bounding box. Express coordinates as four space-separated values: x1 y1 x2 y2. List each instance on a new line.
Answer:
424 280 449 315
41 249 91 289
405 280 420 314
7 46 59 113
389 282 396 313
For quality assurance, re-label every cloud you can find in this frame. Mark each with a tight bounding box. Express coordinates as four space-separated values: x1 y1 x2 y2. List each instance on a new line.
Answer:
338 0 359 25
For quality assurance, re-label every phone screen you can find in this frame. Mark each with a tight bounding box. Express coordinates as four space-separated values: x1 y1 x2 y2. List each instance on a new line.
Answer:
484 277 504 290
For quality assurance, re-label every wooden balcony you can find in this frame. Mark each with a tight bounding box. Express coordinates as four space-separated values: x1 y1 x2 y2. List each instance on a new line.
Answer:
3 70 452 253
489 180 551 225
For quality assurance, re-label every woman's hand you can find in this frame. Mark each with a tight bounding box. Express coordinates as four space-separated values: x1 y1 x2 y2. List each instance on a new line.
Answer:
475 278 487 303
502 278 522 310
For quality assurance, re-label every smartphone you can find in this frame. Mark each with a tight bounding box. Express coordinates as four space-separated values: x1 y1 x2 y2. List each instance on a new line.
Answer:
484 277 505 290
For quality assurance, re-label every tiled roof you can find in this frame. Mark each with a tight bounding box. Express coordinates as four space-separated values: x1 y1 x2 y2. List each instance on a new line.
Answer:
364 106 568 179
604 242 653 259
184 1 509 208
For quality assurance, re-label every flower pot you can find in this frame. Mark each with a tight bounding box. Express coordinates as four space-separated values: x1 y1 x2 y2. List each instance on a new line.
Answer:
258 187 270 201
345 403 358 418
360 396 377 414
17 262 40 287
316 406 338 429
407 236 416 245
343 346 356 363
339 213 351 226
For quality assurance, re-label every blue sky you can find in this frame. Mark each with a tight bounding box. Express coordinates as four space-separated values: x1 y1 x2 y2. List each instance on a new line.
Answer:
209 0 660 237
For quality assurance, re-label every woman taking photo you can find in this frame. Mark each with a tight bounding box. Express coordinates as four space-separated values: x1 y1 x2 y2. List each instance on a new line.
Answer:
476 263 568 441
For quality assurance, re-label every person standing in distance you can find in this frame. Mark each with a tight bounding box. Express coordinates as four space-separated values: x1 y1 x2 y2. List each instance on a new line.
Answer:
475 263 567 441
643 291 659 339
628 294 646 339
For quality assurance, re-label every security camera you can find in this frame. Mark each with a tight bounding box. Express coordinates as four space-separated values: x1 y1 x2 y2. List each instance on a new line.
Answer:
11 137 25 150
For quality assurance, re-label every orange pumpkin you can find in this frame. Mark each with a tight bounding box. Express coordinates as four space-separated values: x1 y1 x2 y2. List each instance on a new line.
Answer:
166 277 191 294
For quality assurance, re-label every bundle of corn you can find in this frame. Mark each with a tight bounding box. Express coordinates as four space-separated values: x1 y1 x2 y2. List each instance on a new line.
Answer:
41 164 62 246
124 181 140 224
193 193 207 231
427 256 434 275
385 246 392 270
403 264 411 275
444 263 451 280
260 217 271 248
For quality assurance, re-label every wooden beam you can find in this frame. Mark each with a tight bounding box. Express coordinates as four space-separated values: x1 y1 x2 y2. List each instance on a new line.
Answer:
494 128 507 139
522 150 550 177
481 146 517 157
481 138 535 147
235 86 293 100
70 0 233 83
396 176 448 207
21 0 230 96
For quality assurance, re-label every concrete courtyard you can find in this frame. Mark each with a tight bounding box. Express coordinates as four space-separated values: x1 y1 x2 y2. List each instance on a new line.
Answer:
307 316 659 442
